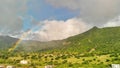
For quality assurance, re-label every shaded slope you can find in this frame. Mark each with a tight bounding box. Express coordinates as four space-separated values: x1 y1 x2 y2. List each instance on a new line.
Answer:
0 36 18 50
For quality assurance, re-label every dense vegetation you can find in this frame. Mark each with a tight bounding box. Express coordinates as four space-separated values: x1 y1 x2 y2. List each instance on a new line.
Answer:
0 26 120 68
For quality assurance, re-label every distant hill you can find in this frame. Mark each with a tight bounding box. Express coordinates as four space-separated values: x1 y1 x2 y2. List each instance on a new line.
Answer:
0 26 120 54
0 35 64 52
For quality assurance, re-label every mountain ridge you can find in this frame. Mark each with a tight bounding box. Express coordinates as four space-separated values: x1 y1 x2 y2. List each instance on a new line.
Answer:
0 26 120 54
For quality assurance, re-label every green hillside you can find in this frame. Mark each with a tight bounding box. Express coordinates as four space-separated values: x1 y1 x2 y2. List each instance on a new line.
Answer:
57 26 120 54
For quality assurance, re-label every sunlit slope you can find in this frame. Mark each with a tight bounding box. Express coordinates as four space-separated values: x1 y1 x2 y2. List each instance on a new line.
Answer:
61 26 120 54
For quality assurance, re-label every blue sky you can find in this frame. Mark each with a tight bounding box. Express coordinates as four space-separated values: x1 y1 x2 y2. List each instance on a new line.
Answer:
22 0 79 31
27 0 79 21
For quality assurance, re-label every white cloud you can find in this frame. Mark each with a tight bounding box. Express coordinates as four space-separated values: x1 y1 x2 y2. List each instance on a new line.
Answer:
46 0 120 25
103 16 120 27
20 18 89 41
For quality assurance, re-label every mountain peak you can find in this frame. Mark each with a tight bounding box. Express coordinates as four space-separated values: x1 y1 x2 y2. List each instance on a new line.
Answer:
92 26 98 29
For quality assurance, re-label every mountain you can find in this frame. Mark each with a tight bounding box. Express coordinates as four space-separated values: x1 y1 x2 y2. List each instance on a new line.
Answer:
0 26 120 54
0 36 18 50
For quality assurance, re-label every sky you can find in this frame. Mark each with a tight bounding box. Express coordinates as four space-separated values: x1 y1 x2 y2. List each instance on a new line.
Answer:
0 0 120 41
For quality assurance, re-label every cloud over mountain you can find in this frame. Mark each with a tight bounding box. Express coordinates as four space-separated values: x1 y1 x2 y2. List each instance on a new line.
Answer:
103 16 120 27
22 18 89 41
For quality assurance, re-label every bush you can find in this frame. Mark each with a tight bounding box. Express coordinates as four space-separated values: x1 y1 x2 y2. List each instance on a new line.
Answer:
68 63 73 67
106 59 110 62
62 60 67 64
82 60 89 64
